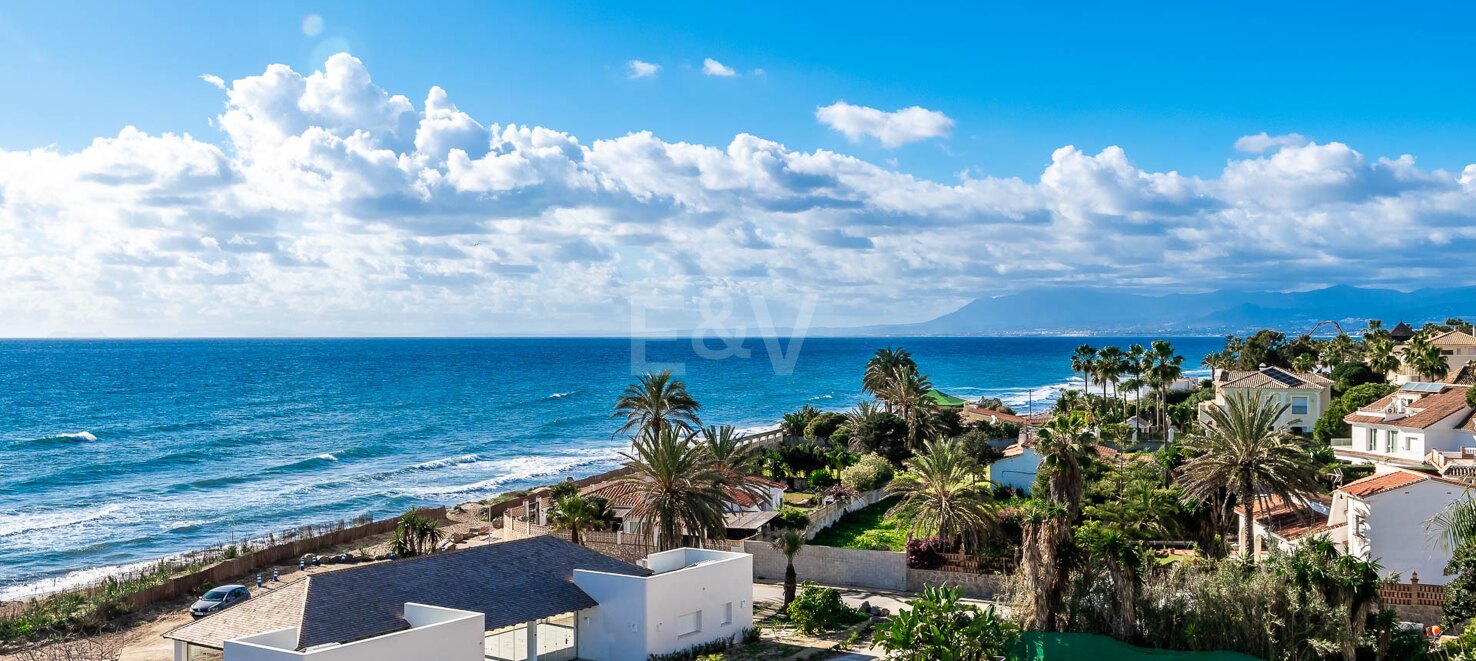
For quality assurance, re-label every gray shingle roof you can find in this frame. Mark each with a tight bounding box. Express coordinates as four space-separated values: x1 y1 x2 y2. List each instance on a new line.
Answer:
167 535 648 650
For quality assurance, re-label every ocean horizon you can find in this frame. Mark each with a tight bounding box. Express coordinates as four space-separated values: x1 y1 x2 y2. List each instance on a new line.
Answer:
0 336 1222 600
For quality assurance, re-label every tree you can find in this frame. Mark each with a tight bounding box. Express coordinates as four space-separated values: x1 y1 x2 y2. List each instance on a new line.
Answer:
698 424 770 507
1075 520 1147 642
771 528 806 607
1321 333 1360 368
393 511 444 556
1072 344 1098 395
846 404 910 463
1177 391 1323 558
1329 362 1380 395
864 347 917 412
781 405 820 437
875 584 1017 661
1313 383 1396 443
876 366 940 450
1147 340 1184 437
1126 344 1147 413
887 438 998 552
1096 345 1128 403
1365 335 1401 380
1443 543 1476 625
616 424 727 551
1017 499 1070 631
1292 353 1317 374
613 370 701 440
547 493 612 546
1403 334 1449 382
803 411 846 441
1035 411 1094 518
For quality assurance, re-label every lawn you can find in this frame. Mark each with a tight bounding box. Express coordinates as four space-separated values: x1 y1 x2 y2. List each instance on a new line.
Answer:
808 496 908 551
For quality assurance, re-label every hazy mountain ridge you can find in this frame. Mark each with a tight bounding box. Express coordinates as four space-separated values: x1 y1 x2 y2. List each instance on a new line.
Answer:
843 285 1476 336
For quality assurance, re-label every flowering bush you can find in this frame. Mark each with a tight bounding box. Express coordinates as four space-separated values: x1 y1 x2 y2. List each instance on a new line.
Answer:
906 537 948 569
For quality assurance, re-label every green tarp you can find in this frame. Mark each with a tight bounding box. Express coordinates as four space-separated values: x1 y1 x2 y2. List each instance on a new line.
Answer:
923 389 967 407
1012 633 1264 661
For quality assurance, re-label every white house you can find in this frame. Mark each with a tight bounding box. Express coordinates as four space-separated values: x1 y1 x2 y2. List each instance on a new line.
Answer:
1327 469 1472 585
1235 494 1337 558
1394 330 1476 384
1202 366 1333 437
1335 382 1475 475
165 536 754 661
989 441 1119 494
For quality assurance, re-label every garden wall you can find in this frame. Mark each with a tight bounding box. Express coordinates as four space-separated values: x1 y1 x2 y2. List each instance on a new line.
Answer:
802 488 889 539
906 568 1008 600
744 541 907 591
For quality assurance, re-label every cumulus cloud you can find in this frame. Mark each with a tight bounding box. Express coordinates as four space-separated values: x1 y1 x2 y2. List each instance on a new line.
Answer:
626 60 661 79
702 58 737 77
1234 132 1311 153
815 101 954 148
1 54 1474 337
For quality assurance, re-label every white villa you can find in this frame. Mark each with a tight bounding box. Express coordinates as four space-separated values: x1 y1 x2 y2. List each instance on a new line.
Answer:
1202 366 1333 437
166 537 754 661
1239 469 1472 585
989 440 1119 493
1334 382 1476 476
1394 329 1476 384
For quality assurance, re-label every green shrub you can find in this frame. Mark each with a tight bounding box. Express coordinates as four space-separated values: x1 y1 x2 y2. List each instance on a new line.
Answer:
803 412 846 441
774 507 811 530
807 468 837 489
1314 382 1397 443
840 453 893 491
875 584 1016 659
786 582 863 634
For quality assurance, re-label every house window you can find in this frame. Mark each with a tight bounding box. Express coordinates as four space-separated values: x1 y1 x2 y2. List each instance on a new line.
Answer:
1290 396 1309 415
721 602 733 625
1385 430 1395 454
1354 515 1367 537
1366 431 1376 451
676 611 702 636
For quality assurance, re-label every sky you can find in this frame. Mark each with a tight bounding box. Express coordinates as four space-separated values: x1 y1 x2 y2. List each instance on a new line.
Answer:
1 2 1475 336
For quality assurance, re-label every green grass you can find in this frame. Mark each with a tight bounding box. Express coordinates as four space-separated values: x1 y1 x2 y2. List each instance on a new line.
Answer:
808 496 908 551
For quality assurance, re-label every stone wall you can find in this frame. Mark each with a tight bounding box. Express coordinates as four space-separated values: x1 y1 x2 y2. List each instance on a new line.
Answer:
905 568 1008 600
745 541 907 591
802 488 889 539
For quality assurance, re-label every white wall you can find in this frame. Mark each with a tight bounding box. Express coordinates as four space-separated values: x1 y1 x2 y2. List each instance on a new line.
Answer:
574 549 753 661
1360 481 1469 585
989 448 1042 493
222 604 483 661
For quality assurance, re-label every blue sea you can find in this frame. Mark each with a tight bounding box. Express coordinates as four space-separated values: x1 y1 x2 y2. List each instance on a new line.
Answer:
0 336 1222 599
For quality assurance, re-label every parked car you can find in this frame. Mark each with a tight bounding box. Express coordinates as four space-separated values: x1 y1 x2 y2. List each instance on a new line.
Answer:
190 584 249 618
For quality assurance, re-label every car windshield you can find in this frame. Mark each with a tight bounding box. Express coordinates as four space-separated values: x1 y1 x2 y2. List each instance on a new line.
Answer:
201 589 231 601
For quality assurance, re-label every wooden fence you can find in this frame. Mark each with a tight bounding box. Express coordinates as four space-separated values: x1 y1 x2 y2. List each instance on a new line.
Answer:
6 507 445 616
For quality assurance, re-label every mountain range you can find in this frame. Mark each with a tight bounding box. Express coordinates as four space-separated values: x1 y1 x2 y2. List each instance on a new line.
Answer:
841 285 1476 336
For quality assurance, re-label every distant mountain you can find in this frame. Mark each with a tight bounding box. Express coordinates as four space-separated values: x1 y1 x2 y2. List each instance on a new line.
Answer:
843 285 1476 336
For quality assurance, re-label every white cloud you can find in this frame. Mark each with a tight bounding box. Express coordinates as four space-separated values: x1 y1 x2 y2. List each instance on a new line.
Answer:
626 60 661 79
200 74 226 90
1234 131 1311 153
702 58 737 77
815 101 954 148
1 54 1473 337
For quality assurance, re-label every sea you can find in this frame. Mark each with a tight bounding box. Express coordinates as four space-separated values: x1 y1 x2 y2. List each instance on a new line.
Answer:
0 336 1223 600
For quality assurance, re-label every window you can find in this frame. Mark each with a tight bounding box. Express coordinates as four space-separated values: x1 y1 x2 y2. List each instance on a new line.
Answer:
1354 515 1367 537
1366 431 1376 451
721 602 733 625
1290 396 1309 415
676 611 702 636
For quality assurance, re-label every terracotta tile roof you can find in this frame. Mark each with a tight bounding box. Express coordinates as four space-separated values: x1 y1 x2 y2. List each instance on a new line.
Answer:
1337 469 1471 499
1235 495 1338 541
1432 330 1476 347
1343 385 1472 430
1221 367 1331 390
962 406 1028 425
167 578 311 650
580 480 645 509
1450 364 1476 386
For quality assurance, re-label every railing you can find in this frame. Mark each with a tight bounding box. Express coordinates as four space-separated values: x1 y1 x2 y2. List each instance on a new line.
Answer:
1331 438 1353 447
737 427 786 447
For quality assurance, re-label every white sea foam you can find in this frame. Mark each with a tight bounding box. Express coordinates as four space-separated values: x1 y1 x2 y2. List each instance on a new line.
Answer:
315 453 339 462
547 391 575 399
808 393 833 401
394 449 624 499
0 558 161 602
0 503 125 539
55 431 97 442
406 454 480 471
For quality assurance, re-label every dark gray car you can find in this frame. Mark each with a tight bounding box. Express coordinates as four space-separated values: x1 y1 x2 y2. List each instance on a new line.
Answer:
190 584 249 618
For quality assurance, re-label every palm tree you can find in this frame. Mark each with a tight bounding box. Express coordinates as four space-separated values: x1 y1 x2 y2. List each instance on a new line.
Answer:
1074 521 1146 641
616 424 728 551
1402 334 1448 382
771 529 806 607
876 367 938 450
1035 411 1094 518
547 493 613 546
699 424 770 507
887 438 998 552
1147 340 1184 438
864 347 916 411
1292 353 1317 374
1071 344 1098 396
1096 345 1127 407
1017 499 1070 631
1428 495 1476 552
1365 335 1400 381
1177 390 1322 558
614 370 702 440
1322 333 1359 368
394 511 444 556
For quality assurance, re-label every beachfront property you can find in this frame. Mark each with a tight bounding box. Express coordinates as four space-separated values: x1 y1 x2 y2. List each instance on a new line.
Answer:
525 476 787 540
1238 470 1471 585
164 536 753 661
1201 366 1333 437
1335 382 1476 475
1393 329 1476 384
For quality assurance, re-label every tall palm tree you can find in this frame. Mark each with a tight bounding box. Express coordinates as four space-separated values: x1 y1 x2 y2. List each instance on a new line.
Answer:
1071 344 1098 397
1402 334 1448 382
1148 340 1184 438
1322 333 1359 368
1017 499 1070 631
616 424 728 551
614 370 702 440
547 493 613 546
887 438 998 552
699 424 770 507
1126 344 1147 414
864 347 916 412
876 367 938 450
1096 345 1127 407
771 529 806 607
1364 335 1400 381
1291 353 1317 374
1428 495 1476 552
1035 411 1094 518
1177 390 1322 558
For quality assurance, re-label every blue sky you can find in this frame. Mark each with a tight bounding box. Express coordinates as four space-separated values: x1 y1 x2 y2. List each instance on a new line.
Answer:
1 3 1474 336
